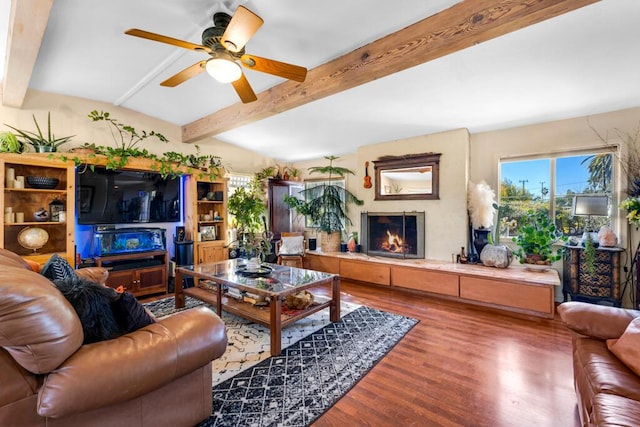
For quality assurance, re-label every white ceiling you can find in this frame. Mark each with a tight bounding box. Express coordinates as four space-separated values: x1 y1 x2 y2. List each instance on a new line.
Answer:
2 0 639 162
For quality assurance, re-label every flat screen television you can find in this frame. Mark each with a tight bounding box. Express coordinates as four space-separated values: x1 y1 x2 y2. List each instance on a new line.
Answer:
76 167 182 225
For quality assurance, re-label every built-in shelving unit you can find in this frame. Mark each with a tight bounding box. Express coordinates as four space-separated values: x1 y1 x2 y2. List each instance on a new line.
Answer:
185 175 229 264
1 153 75 266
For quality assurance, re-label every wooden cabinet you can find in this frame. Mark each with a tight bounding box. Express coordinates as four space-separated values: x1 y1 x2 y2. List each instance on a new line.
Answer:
563 245 622 306
267 179 304 240
305 252 560 318
185 176 228 265
197 243 227 264
95 251 168 297
1 153 75 266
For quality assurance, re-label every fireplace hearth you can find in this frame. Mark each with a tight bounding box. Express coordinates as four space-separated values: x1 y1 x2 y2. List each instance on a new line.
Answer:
360 212 425 259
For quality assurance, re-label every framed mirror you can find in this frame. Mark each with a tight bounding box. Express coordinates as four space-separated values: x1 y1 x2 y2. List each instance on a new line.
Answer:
373 152 441 200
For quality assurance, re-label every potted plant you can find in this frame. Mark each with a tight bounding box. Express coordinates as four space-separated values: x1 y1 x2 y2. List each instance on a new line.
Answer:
284 156 363 252
0 131 25 153
512 209 566 267
227 178 271 261
5 112 73 152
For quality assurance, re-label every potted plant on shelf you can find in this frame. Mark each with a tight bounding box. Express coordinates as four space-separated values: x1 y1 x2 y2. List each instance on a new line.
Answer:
284 156 363 252
0 131 25 153
512 209 566 269
5 112 73 152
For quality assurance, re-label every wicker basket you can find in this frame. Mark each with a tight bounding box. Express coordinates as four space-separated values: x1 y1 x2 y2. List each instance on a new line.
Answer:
320 231 341 252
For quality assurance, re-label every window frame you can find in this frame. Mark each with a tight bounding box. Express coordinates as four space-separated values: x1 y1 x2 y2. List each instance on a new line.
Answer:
498 146 619 242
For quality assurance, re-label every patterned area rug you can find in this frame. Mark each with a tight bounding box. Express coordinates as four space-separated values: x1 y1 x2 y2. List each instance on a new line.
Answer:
145 298 418 426
145 296 361 385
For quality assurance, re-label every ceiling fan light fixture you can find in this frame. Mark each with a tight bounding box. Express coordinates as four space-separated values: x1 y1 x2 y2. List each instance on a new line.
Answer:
206 57 242 83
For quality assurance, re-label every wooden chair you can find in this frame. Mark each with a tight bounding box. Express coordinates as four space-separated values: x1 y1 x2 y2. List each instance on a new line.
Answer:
276 232 305 268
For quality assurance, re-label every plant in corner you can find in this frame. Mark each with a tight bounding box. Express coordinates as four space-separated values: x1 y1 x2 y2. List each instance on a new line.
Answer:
5 112 74 152
227 178 271 261
512 209 567 266
284 155 363 252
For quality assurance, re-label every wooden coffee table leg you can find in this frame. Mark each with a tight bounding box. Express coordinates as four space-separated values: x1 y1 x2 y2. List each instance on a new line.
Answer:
216 281 223 316
331 276 341 322
175 270 185 309
270 296 282 356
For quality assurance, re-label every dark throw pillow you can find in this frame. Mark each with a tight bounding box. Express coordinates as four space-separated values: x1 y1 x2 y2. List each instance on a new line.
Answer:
41 253 77 283
111 292 155 333
53 277 121 344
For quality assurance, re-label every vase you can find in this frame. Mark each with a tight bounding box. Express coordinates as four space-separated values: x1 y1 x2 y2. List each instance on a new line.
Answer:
33 145 55 153
473 228 491 259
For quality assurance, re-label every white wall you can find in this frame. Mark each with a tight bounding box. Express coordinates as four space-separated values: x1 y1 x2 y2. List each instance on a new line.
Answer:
292 129 470 261
470 106 640 305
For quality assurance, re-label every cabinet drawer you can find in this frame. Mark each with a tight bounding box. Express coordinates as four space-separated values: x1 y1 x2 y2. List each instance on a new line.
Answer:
460 276 554 317
578 284 612 298
304 254 340 274
340 259 390 286
391 267 459 296
578 271 611 286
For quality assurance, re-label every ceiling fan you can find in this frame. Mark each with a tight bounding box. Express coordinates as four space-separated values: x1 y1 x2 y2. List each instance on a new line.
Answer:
125 6 307 103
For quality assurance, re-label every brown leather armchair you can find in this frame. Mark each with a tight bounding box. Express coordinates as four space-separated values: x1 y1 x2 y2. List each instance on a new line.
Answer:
0 249 227 427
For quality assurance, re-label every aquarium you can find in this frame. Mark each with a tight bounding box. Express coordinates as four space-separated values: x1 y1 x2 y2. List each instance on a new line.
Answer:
91 227 167 257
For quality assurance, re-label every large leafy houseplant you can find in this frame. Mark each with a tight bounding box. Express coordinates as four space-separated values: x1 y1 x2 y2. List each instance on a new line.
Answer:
512 209 566 265
285 156 363 252
5 112 73 152
227 178 271 261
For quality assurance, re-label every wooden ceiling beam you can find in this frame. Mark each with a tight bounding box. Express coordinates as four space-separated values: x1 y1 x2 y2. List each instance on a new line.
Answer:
182 0 599 143
2 0 54 108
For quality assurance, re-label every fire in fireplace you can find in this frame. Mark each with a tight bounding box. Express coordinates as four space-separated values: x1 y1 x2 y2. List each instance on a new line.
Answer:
360 212 425 259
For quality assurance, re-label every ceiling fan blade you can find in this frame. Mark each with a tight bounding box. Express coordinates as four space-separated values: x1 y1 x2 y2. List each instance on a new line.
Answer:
160 61 207 87
221 6 264 53
240 54 307 82
231 72 258 103
125 28 211 53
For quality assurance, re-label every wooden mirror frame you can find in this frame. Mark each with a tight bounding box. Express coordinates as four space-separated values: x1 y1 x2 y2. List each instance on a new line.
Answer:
373 152 441 201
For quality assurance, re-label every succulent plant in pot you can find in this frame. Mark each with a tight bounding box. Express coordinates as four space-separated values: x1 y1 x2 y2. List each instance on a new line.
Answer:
512 209 567 266
5 112 74 152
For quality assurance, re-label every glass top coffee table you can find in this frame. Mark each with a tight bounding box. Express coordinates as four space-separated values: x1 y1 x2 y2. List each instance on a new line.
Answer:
175 259 340 356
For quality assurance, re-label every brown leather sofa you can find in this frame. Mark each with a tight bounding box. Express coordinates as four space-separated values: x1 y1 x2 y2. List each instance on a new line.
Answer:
0 248 227 426
558 301 640 426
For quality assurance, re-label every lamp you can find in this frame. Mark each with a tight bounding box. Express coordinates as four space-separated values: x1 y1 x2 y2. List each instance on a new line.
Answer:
571 195 609 243
205 55 242 83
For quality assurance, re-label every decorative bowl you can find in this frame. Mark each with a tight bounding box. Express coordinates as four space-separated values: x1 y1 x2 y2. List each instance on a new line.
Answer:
17 227 49 251
26 176 59 189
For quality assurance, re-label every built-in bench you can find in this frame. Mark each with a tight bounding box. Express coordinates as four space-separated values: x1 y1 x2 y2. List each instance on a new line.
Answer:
304 251 561 319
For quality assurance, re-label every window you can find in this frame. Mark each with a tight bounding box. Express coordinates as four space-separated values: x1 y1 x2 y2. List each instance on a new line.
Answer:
227 173 252 196
499 150 614 239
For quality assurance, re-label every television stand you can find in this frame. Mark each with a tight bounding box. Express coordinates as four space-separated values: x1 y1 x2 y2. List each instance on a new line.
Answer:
94 250 168 297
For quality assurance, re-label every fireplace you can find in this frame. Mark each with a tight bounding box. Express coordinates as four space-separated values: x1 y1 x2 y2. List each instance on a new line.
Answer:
360 212 425 259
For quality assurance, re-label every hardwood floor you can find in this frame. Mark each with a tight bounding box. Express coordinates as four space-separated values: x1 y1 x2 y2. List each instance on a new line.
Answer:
312 280 581 427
